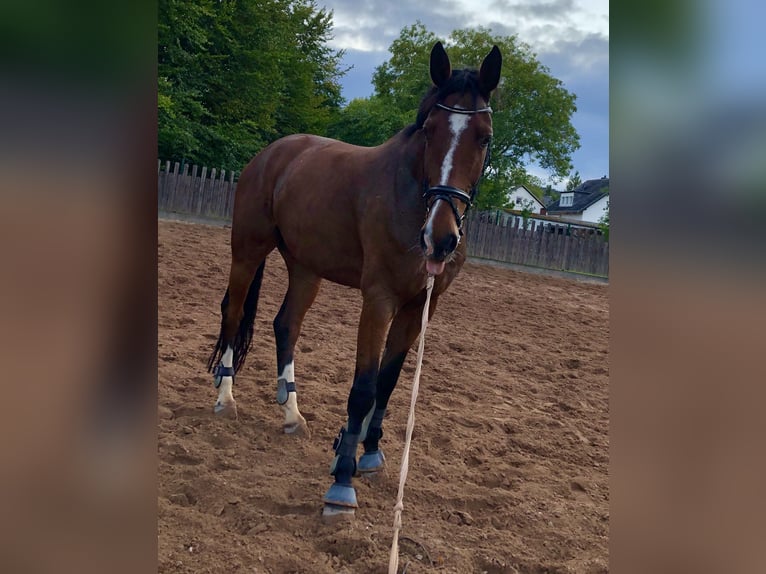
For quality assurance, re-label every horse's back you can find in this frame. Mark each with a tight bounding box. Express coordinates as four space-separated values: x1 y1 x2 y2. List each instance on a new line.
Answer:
233 134 381 286
232 135 343 238
237 133 368 203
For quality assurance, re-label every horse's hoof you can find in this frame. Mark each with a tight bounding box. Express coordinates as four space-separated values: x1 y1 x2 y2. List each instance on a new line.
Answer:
321 503 355 524
357 449 385 475
283 414 309 436
322 483 358 508
213 400 238 419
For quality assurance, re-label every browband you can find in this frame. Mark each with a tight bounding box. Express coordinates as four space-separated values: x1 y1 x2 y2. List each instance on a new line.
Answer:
435 103 493 115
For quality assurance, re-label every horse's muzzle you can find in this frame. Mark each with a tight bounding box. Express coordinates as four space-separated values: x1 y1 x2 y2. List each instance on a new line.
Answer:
420 229 458 275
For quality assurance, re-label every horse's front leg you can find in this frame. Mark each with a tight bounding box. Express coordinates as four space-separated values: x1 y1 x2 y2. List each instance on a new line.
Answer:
357 292 440 475
322 290 396 518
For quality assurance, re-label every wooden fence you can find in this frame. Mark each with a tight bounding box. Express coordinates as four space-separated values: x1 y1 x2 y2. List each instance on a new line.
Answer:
158 160 609 277
463 211 609 277
158 160 239 220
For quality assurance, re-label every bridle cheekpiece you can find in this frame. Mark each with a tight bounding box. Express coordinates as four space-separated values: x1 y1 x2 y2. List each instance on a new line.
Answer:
423 102 493 234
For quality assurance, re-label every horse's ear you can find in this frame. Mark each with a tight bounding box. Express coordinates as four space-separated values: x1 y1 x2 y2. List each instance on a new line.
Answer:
479 45 502 96
430 42 451 87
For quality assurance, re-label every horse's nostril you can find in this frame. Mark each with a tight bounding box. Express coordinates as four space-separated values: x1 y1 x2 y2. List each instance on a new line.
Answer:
432 233 459 260
420 230 428 253
446 233 458 254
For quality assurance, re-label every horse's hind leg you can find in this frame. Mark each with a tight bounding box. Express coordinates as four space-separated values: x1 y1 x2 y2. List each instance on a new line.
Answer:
272 258 321 434
358 293 440 474
210 257 265 417
209 221 277 416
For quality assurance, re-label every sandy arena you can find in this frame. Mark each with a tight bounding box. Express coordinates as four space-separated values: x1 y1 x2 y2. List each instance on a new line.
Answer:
158 219 609 573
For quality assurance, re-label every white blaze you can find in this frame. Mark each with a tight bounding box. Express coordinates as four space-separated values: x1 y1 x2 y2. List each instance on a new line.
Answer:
439 113 470 185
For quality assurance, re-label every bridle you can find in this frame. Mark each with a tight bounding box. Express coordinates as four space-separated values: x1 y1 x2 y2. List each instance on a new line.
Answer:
423 102 493 234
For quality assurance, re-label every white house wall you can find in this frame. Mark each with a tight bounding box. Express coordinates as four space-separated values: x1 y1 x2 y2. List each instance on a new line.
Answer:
581 196 609 223
506 186 545 213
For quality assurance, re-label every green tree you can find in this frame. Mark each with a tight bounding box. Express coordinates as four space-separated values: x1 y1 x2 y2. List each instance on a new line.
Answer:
158 0 346 171
368 22 580 209
326 97 409 146
566 170 583 190
598 198 610 240
372 23 440 113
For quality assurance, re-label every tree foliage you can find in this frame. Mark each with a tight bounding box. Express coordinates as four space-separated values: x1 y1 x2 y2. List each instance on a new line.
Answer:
566 170 583 190
598 198 610 240
325 97 409 147
158 0 345 171
330 22 580 210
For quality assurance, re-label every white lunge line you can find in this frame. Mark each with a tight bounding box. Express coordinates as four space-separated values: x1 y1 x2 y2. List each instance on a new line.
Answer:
388 274 435 574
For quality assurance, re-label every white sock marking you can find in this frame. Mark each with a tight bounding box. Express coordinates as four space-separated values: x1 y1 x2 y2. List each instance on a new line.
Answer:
278 361 295 383
278 360 304 429
216 346 235 406
222 347 234 368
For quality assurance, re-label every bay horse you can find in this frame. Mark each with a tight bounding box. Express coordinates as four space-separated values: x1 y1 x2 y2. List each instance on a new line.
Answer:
207 42 501 517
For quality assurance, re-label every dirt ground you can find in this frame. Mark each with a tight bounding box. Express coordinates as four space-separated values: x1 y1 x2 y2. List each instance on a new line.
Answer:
158 219 609 574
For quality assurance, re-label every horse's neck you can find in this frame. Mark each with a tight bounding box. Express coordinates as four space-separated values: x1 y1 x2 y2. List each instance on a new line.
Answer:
383 128 424 191
383 129 428 246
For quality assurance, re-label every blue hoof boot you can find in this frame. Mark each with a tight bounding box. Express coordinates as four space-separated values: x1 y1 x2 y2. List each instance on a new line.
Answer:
323 483 358 508
357 450 385 474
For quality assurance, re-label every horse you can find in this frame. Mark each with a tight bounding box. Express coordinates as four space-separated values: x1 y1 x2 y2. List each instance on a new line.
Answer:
207 41 502 517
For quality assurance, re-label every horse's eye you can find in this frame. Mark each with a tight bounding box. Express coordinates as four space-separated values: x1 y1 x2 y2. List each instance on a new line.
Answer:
480 136 491 148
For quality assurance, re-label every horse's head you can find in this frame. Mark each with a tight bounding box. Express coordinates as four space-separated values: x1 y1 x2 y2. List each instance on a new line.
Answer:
419 42 502 275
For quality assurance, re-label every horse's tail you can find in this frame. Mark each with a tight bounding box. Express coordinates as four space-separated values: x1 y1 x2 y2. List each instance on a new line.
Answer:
206 260 266 373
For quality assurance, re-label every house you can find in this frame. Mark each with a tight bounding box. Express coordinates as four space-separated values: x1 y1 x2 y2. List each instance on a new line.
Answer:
506 185 546 214
545 177 609 224
482 209 604 236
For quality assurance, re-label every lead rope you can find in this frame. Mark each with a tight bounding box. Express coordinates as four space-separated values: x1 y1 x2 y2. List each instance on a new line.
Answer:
388 274 435 574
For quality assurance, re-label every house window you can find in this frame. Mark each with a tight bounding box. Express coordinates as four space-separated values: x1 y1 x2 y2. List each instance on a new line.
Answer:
515 197 522 205
560 193 573 207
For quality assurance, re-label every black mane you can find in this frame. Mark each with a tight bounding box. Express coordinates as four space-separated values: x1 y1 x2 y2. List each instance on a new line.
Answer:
404 68 485 136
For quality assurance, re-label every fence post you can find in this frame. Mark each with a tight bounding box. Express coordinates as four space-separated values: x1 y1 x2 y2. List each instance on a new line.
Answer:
181 163 191 213
197 166 208 216
212 170 223 218
169 161 181 213
158 161 167 211
189 165 199 215
562 234 572 272
226 170 236 220
208 168 217 218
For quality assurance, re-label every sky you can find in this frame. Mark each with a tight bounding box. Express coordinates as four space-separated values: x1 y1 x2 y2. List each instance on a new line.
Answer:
317 0 609 186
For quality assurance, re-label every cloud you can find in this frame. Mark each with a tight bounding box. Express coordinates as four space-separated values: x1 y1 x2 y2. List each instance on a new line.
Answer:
538 31 609 78
490 0 575 20
325 0 452 51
